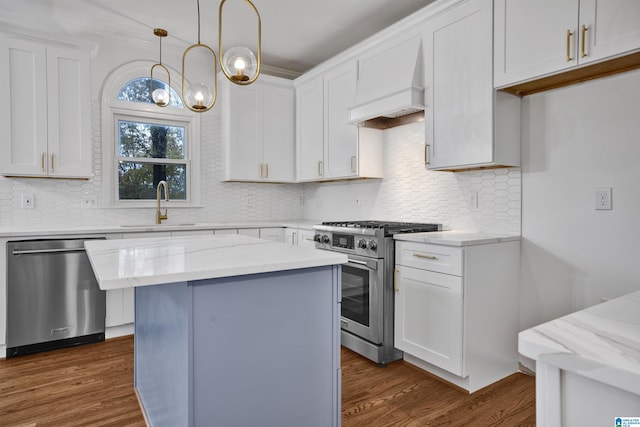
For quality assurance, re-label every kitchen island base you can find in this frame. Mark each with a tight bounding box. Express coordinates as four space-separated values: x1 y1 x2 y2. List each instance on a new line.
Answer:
134 266 341 427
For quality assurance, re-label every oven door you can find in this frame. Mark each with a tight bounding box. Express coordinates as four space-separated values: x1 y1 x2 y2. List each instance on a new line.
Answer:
340 254 384 345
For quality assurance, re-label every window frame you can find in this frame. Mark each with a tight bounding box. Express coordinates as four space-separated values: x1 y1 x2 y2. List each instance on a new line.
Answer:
101 62 201 208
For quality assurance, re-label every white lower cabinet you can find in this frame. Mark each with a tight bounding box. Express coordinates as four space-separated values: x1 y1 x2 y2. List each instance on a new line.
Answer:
285 227 316 248
213 229 237 235
394 238 520 393
395 265 464 376
258 228 285 242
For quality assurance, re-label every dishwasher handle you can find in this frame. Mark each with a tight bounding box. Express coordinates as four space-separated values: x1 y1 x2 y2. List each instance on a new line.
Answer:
12 247 87 256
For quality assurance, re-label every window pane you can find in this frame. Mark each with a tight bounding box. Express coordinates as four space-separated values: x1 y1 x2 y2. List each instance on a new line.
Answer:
118 161 187 200
118 120 185 159
117 77 184 108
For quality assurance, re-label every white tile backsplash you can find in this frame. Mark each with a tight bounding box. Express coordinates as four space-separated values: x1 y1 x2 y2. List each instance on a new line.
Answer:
0 105 520 234
0 103 305 228
304 122 521 234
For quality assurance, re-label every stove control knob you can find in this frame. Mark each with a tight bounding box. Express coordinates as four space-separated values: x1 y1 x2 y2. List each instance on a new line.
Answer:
321 235 330 244
357 239 367 249
367 240 377 251
313 234 322 243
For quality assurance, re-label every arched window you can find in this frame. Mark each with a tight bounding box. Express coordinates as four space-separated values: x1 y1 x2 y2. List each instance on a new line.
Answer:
117 77 184 108
101 63 200 207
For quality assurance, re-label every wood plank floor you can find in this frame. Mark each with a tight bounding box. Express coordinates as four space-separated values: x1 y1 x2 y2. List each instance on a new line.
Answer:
0 336 535 426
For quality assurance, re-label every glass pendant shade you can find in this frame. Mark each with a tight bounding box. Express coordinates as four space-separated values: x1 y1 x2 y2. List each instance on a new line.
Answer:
219 0 261 85
221 46 257 83
151 86 170 106
181 0 217 112
183 81 214 111
150 28 171 107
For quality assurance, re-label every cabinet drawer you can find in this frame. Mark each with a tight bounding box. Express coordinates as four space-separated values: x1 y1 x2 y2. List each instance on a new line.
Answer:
395 241 462 276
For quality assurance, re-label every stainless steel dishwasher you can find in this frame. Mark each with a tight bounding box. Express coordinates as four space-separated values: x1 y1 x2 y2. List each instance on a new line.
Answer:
6 238 106 357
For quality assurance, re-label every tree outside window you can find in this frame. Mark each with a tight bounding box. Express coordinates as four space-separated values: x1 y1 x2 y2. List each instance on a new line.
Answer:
115 78 190 202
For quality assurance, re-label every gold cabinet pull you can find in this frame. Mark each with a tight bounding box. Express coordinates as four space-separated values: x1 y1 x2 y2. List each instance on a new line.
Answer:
350 156 356 173
566 29 574 62
265 163 268 178
259 164 263 178
424 144 430 165
41 152 45 172
50 153 55 172
413 253 438 260
317 160 323 176
581 24 588 58
394 268 399 293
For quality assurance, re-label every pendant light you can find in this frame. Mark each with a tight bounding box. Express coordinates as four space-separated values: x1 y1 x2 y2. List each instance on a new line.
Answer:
182 0 217 112
150 28 171 107
219 0 261 85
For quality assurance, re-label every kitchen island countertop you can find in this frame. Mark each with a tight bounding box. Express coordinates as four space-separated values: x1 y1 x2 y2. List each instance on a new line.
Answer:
519 290 640 395
85 233 347 291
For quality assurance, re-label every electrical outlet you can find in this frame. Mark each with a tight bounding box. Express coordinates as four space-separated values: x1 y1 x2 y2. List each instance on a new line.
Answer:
298 196 304 207
355 197 362 208
82 197 97 209
246 194 255 208
21 194 34 209
595 187 612 210
469 191 479 211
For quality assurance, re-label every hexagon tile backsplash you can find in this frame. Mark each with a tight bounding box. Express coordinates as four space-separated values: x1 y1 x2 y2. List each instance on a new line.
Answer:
0 111 519 235
303 122 521 235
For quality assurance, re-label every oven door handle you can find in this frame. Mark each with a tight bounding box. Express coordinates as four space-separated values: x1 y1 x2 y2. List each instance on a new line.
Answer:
346 259 378 271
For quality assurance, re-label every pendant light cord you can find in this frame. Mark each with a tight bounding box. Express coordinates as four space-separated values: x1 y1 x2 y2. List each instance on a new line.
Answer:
196 0 201 44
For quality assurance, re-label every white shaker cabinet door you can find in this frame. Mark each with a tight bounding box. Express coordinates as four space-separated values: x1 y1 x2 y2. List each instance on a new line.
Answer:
494 0 579 87
226 82 262 181
425 0 520 170
45 45 92 178
262 83 295 182
296 77 325 181
394 265 464 376
323 61 358 179
0 37 48 176
578 0 640 64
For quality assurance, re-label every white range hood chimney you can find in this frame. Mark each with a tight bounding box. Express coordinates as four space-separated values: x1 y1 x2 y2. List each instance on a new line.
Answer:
349 35 424 126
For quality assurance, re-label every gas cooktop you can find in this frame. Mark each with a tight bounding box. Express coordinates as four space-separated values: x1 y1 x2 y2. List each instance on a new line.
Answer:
320 221 441 236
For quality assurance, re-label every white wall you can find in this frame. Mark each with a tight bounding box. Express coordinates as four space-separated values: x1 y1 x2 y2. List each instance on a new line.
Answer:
0 36 304 228
304 121 522 235
520 69 640 330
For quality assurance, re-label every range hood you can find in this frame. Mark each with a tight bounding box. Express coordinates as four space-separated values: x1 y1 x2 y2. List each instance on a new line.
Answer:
349 35 424 127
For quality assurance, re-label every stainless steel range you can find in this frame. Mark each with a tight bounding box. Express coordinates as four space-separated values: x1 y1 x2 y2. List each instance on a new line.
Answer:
313 221 441 366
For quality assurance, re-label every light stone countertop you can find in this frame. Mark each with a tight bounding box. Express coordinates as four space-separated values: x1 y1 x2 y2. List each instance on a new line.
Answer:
393 230 521 246
84 233 347 291
519 290 640 395
0 220 315 238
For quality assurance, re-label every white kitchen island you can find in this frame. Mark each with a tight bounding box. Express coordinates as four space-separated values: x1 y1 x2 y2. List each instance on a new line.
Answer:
519 291 640 426
85 234 347 427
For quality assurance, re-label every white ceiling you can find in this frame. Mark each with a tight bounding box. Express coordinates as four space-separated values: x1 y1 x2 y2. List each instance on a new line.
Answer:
0 0 435 74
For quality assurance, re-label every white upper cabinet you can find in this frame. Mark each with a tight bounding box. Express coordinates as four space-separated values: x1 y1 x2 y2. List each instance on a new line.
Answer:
323 62 359 179
494 0 640 90
295 60 383 182
223 74 295 182
579 0 640 63
424 0 520 170
296 76 324 181
0 37 91 178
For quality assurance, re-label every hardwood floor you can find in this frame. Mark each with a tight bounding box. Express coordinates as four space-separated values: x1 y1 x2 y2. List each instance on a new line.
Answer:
341 347 535 426
0 337 535 426
0 336 145 426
